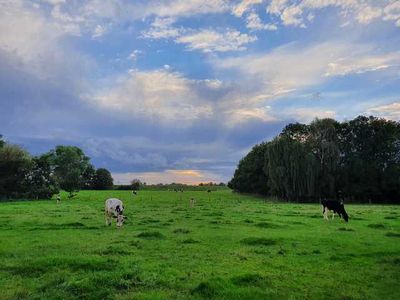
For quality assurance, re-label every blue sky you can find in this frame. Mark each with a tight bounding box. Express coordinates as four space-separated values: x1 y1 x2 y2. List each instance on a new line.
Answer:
1 0 400 184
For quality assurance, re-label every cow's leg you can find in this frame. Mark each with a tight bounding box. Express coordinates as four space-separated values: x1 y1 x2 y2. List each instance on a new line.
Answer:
105 210 111 226
323 208 329 220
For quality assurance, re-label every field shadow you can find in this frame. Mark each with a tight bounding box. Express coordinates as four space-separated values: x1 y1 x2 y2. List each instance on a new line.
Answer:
137 231 165 239
241 237 277 246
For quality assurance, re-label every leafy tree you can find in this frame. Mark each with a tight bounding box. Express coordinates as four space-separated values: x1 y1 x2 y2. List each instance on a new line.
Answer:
228 142 270 195
280 122 309 141
0 135 5 148
24 153 59 199
82 164 96 189
93 168 113 190
229 115 400 203
49 146 91 198
338 116 400 202
0 144 31 199
130 178 142 190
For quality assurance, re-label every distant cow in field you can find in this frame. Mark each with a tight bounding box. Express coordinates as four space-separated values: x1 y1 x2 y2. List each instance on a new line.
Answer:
321 200 349 222
105 198 126 227
132 190 137 195
207 189 211 193
189 197 196 207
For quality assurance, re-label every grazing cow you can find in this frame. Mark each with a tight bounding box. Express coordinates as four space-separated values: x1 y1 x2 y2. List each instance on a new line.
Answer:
105 198 126 227
132 190 137 195
207 189 211 193
56 194 61 204
321 200 349 222
189 197 196 207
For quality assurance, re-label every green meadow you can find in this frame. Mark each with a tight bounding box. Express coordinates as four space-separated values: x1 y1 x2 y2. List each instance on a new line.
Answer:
0 190 399 300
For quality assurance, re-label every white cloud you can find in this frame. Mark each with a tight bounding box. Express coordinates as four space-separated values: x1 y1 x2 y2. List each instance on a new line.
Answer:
267 0 289 15
323 53 399 77
281 107 336 123
215 41 400 125
281 5 305 27
42 0 230 38
92 24 107 38
246 12 278 30
141 17 181 39
141 0 230 19
266 0 400 28
142 17 258 53
128 50 142 61
232 0 263 17
218 42 400 89
0 0 92 81
356 5 382 24
367 102 400 120
224 107 276 126
383 1 400 26
41 0 66 5
90 69 214 124
175 29 257 53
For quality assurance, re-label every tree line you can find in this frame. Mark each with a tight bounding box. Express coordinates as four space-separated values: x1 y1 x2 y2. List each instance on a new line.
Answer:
228 116 400 203
0 136 113 200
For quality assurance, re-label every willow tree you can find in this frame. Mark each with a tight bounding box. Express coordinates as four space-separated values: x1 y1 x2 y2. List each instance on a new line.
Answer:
265 136 318 202
308 118 340 199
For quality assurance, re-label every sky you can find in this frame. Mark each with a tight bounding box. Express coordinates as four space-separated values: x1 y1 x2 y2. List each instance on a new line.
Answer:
1 0 400 184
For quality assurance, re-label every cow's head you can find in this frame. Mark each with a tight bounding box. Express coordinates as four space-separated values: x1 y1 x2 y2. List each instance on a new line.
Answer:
116 214 125 227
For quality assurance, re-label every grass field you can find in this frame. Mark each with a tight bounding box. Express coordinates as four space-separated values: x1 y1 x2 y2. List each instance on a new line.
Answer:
0 190 399 299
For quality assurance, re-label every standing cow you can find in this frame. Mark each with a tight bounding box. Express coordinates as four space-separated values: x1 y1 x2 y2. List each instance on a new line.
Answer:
321 200 349 222
105 198 126 227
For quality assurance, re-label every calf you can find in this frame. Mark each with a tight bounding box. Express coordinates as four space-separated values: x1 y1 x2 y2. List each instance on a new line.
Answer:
321 200 349 222
105 198 126 227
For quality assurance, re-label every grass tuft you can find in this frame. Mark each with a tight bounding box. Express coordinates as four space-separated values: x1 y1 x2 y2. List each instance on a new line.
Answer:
173 228 191 234
368 223 386 229
98 246 131 256
255 222 283 229
137 231 165 239
338 227 355 232
181 238 199 244
191 279 225 298
386 232 400 238
231 273 267 287
241 237 277 246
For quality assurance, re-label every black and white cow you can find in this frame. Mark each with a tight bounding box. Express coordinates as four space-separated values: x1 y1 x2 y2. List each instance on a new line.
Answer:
105 198 126 227
321 200 349 222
